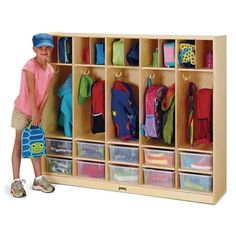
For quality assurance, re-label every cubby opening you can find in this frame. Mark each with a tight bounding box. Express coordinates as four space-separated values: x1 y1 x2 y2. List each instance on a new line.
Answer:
107 68 139 144
43 65 72 138
90 37 105 65
106 38 124 66
177 40 196 69
196 40 213 70
56 37 73 64
141 38 158 67
124 38 139 67
140 69 175 148
159 39 176 69
74 37 90 64
74 66 105 142
177 71 213 152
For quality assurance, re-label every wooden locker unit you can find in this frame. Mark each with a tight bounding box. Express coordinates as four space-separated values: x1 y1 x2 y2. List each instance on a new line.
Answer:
43 33 226 204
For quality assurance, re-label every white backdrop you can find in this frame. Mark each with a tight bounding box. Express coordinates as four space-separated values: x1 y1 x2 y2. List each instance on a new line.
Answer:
0 0 235 235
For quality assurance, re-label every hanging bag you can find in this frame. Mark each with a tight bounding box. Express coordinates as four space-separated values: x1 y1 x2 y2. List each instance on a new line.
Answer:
142 77 167 138
112 40 124 66
59 37 72 63
178 42 196 68
21 124 46 158
126 43 139 66
95 43 105 65
91 80 105 134
163 41 175 68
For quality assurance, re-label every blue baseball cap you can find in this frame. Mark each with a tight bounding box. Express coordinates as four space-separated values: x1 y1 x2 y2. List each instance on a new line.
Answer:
32 33 54 48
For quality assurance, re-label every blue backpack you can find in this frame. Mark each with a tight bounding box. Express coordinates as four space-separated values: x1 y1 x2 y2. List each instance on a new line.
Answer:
59 37 72 63
21 124 46 158
95 43 105 65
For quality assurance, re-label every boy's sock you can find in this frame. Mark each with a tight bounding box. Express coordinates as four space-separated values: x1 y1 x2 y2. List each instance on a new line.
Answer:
13 178 21 182
35 175 43 181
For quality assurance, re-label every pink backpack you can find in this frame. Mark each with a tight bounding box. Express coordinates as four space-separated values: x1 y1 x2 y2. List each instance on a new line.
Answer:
163 41 175 68
143 83 167 138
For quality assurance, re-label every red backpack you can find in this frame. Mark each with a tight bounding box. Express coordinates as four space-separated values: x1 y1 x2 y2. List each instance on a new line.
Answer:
91 80 105 134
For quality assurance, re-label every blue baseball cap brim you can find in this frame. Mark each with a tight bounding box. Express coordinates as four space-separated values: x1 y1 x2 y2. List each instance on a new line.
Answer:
34 40 54 48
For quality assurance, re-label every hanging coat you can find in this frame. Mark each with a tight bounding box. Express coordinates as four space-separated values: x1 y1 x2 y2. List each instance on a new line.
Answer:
57 74 72 137
161 83 175 145
196 89 213 144
111 81 138 140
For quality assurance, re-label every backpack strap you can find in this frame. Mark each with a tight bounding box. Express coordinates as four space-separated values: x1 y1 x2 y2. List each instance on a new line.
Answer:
64 38 69 63
140 77 152 136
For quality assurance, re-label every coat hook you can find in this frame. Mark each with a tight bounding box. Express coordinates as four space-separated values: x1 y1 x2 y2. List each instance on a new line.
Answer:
150 73 155 79
147 72 155 80
80 69 90 75
183 74 190 81
115 71 122 79
53 66 60 74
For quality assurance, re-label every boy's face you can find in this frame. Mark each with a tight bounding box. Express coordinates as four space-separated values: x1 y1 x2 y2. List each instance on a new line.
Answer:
33 46 53 61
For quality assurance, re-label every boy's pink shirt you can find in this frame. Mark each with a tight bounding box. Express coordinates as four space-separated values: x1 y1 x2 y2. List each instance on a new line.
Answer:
14 58 54 116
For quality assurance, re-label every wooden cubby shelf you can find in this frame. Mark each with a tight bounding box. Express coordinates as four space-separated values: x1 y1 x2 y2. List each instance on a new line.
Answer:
42 33 226 204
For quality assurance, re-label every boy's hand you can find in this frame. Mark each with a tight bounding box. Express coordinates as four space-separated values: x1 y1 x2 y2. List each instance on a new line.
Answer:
32 111 41 126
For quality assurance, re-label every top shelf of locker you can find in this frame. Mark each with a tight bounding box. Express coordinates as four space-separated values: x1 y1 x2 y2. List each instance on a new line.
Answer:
49 32 223 40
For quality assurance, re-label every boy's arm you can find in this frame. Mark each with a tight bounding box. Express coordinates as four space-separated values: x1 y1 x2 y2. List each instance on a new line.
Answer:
25 70 41 126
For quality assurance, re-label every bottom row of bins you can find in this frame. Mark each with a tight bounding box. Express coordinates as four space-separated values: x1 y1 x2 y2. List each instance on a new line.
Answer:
45 157 212 192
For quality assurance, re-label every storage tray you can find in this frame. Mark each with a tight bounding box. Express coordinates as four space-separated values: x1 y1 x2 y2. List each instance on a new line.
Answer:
144 168 175 188
144 148 175 167
46 139 72 156
77 160 105 179
46 157 72 175
109 165 139 184
179 173 212 192
77 142 105 160
110 145 139 164
180 152 213 171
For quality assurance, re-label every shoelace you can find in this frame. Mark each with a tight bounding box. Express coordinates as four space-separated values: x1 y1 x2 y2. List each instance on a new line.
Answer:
14 179 26 191
41 177 50 187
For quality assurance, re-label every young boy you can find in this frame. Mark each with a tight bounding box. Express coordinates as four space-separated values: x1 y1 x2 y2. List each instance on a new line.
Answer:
11 33 55 197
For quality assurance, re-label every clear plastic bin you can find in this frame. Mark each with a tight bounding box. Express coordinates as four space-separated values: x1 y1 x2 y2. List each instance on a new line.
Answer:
77 161 105 179
144 149 175 167
144 169 175 188
46 139 72 156
77 142 105 160
110 145 139 164
46 157 72 175
109 165 139 184
179 173 212 192
179 152 213 171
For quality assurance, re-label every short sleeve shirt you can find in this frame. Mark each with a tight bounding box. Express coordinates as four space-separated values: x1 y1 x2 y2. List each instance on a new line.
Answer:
14 58 54 116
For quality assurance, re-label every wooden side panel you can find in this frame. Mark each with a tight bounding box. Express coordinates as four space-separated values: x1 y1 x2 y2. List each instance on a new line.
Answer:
213 36 227 202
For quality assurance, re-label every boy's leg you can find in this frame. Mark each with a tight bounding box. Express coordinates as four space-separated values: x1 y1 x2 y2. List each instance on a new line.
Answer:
11 109 31 197
11 129 26 197
31 157 42 177
32 158 55 193
12 130 22 179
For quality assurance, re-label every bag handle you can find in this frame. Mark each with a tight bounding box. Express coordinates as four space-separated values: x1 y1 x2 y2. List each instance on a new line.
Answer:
27 122 39 130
